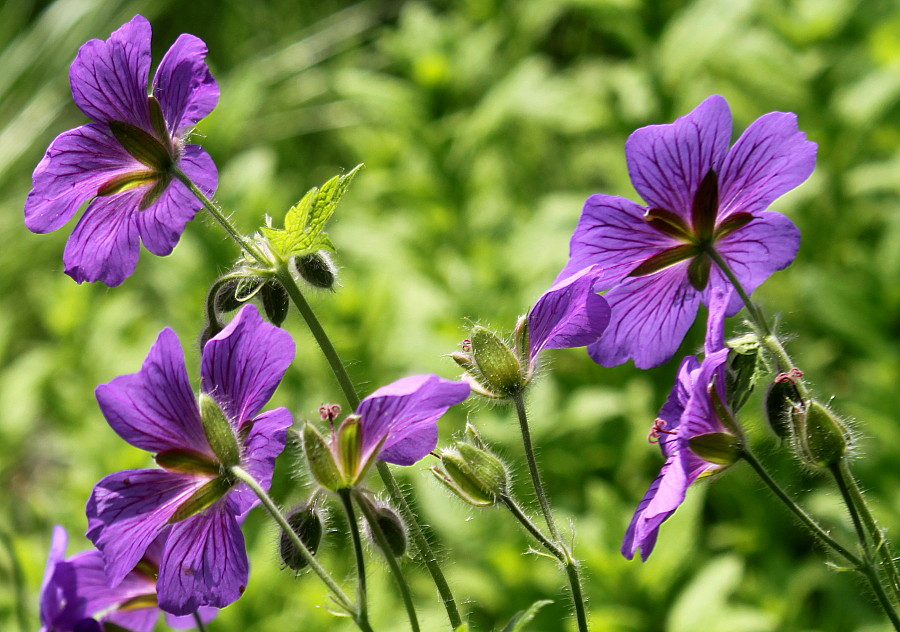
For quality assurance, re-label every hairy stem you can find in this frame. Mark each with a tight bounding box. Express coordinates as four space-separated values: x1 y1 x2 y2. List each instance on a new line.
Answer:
354 490 421 632
512 392 561 543
340 489 371 628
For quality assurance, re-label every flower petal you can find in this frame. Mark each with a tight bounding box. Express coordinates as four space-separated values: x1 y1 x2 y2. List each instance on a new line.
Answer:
718 112 817 218
201 304 296 426
62 191 142 286
152 33 219 136
707 211 800 315
626 95 732 217
69 15 152 128
86 469 206 586
165 607 219 630
96 328 210 455
586 268 700 369
680 348 730 439
25 124 142 234
621 455 684 561
137 145 216 256
156 505 249 615
656 355 699 458
39 526 68 628
527 264 610 361
357 375 470 466
229 407 293 515
556 194 674 285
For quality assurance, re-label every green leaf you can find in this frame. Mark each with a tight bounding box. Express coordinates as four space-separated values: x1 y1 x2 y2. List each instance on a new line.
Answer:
261 164 363 258
453 626 469 632
500 599 553 632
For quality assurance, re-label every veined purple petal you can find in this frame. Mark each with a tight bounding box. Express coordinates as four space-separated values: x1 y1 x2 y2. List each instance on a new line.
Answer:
708 211 800 315
703 286 733 354
69 15 152 129
152 33 219 137
86 469 207 586
621 455 682 561
229 407 293 515
137 145 216 256
655 355 699 458
39 526 69 629
62 191 142 286
157 504 249 615
201 305 296 427
587 268 701 369
557 194 674 285
527 264 610 361
165 607 219 630
96 328 210 456
680 348 730 440
357 375 470 466
718 112 817 218
626 95 732 218
25 124 142 234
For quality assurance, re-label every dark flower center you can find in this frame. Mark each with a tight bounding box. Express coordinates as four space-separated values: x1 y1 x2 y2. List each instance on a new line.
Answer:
629 169 753 290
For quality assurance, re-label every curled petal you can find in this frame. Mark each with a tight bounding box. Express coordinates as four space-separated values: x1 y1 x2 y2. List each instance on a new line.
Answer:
587 269 701 369
201 304 296 426
157 505 249 615
152 33 219 136
626 95 732 218
96 328 210 456
69 15 152 129
527 264 610 361
86 469 206 586
357 375 470 466
718 111 817 218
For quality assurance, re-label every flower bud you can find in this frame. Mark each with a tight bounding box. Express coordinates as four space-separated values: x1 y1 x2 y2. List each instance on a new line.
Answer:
469 326 525 398
366 505 407 558
293 252 337 289
688 432 741 466
457 443 509 497
302 423 342 491
796 400 849 468
764 380 800 440
212 278 242 314
261 281 290 326
430 439 509 507
431 452 494 507
280 505 324 571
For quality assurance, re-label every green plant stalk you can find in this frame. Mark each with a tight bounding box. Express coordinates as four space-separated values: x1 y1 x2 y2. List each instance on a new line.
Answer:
0 531 28 632
273 263 464 629
183 180 463 629
339 489 371 629
192 611 208 632
830 462 900 629
500 495 589 632
354 490 421 632
229 466 370 629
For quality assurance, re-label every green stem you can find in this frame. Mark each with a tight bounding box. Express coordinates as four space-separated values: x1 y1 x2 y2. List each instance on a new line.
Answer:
512 392 561 543
340 489 371 628
0 532 27 632
273 262 464 629
192 611 208 632
740 449 860 566
354 491 421 632
707 248 771 337
500 495 589 632
830 462 900 629
228 466 359 620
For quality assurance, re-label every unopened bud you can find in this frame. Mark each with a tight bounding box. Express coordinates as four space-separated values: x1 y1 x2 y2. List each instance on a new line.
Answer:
261 281 290 326
764 380 800 440
367 505 407 557
212 278 242 314
431 453 494 507
280 505 324 571
797 400 848 468
293 252 337 289
725 338 761 413
431 439 509 507
688 432 741 466
470 326 524 398
457 443 509 496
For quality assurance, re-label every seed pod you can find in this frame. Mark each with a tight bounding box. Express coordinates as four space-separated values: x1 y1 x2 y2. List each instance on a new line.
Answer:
764 380 799 440
369 506 407 558
293 252 337 289
797 400 848 468
280 505 324 571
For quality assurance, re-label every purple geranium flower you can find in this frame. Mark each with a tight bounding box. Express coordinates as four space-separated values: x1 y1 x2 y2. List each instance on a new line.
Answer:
24 15 218 286
557 94 816 368
622 287 738 560
86 304 294 614
40 526 216 632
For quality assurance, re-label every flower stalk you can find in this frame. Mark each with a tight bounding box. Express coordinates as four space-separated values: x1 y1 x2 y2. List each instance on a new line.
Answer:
339 489 371 629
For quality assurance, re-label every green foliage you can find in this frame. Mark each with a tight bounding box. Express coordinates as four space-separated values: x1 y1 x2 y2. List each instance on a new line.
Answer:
500 599 553 632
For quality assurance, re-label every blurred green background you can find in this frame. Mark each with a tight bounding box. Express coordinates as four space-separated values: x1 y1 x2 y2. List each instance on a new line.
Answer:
2 0 900 630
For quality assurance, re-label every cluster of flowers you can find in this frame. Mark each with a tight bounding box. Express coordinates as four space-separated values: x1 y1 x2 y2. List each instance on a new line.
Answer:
30 14 815 631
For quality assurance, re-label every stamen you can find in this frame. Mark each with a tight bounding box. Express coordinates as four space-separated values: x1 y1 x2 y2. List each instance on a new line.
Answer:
648 418 677 443
774 368 804 383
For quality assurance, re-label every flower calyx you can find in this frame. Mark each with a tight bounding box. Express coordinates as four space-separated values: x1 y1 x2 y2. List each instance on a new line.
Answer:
452 325 525 399
431 425 509 507
794 399 850 468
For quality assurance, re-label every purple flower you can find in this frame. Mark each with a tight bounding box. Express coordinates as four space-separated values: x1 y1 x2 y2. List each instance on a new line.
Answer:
86 304 295 615
622 287 738 560
524 264 611 375
24 15 218 286
40 526 216 632
557 94 816 368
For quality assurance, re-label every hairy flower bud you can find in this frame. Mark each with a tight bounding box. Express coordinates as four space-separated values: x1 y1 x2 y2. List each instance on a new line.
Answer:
280 505 324 571
367 505 407 558
796 400 849 468
293 252 337 289
430 435 509 507
764 380 801 440
260 281 290 326
469 326 525 398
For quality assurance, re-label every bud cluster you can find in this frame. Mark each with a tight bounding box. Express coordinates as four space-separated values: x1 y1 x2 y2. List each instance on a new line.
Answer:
431 424 510 507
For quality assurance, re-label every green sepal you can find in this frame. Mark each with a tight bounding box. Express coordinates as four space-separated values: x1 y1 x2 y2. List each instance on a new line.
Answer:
471 326 524 398
336 416 363 486
261 164 363 259
168 475 234 523
108 120 173 171
199 393 241 467
155 449 221 476
798 400 848 468
725 334 764 413
431 451 495 507
118 594 159 611
292 252 337 289
302 423 342 492
260 281 290 326
96 170 159 197
457 442 508 496
688 432 741 466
